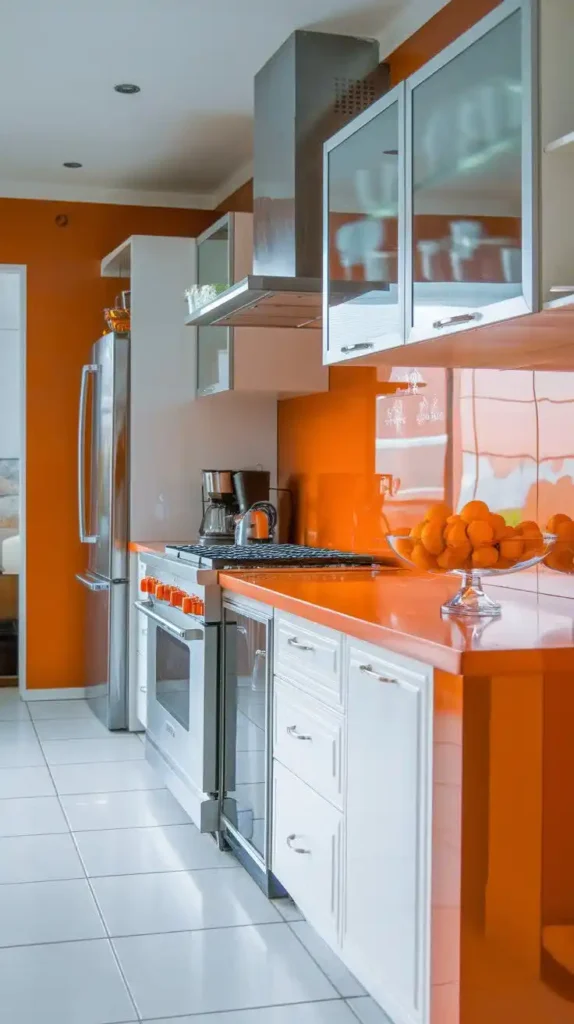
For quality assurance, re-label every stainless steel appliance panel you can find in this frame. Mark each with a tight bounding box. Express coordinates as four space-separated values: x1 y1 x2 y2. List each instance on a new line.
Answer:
85 333 129 582
75 574 127 729
146 614 218 799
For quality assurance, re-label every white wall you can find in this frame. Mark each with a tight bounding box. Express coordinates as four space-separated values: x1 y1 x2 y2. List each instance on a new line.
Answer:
0 272 21 458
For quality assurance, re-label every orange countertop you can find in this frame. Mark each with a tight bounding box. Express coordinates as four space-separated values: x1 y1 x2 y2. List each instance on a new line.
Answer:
219 568 574 675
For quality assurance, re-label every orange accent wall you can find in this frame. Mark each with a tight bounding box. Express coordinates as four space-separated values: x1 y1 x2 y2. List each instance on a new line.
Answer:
0 197 215 688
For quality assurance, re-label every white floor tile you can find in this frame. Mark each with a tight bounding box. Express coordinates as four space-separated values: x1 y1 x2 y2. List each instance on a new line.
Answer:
273 897 305 922
92 866 282 937
51 759 163 795
0 738 44 768
113 923 337 1019
0 690 29 722
62 789 189 832
0 938 137 1023
346 997 393 1023
236 710 265 752
146 1002 357 1023
0 796 69 837
289 922 366 998
34 716 111 740
0 766 55 799
0 833 84 883
42 736 145 765
0 879 105 947
28 699 94 720
0 720 36 740
75 823 236 877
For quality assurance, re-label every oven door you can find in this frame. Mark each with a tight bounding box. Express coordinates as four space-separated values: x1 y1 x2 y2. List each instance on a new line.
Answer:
137 601 218 807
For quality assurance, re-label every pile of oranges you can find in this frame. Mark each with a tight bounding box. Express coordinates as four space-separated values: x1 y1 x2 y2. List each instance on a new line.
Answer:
393 501 544 572
544 514 574 572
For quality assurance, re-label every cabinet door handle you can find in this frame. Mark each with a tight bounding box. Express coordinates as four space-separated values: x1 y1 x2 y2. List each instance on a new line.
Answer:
286 724 312 741
359 664 398 685
287 636 314 652
139 686 147 693
432 312 483 330
286 833 311 854
340 342 374 353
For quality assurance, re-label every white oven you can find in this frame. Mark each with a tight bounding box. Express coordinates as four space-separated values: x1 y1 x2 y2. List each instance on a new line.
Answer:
135 594 219 831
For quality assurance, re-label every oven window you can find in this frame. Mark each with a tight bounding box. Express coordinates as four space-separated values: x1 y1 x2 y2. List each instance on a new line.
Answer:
156 629 190 731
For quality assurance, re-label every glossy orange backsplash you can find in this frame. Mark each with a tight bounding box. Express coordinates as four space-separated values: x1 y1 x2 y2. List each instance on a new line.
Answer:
278 365 574 599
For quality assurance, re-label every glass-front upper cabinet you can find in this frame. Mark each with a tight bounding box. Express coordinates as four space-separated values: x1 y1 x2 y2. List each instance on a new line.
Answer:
196 215 232 395
406 0 534 342
323 84 405 364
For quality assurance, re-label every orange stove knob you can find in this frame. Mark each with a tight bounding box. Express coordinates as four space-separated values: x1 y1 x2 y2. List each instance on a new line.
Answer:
181 596 193 615
197 599 205 616
154 583 165 599
163 586 174 602
140 577 149 593
170 589 184 608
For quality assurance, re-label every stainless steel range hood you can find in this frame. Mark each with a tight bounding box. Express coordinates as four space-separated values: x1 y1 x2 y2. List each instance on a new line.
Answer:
186 30 388 329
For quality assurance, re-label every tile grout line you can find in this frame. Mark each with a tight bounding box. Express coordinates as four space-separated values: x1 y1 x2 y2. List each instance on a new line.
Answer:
286 921 364 1002
136 997 351 1020
28 711 144 1023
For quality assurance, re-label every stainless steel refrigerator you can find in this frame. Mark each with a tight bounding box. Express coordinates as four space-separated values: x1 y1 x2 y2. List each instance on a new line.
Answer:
76 333 129 729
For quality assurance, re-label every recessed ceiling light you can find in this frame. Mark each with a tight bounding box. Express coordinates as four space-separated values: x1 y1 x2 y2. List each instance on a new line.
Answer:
114 83 140 95
63 161 82 168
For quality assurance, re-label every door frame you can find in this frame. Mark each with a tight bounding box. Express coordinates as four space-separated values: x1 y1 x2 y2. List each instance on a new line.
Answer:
0 265 26 694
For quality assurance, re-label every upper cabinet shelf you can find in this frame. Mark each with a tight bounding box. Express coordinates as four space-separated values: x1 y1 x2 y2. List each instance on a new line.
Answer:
323 0 574 370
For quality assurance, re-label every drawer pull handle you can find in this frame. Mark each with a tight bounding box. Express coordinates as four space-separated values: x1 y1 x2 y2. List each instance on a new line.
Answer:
359 664 398 685
286 833 311 854
139 686 147 693
286 724 312 741
432 311 483 330
287 636 315 652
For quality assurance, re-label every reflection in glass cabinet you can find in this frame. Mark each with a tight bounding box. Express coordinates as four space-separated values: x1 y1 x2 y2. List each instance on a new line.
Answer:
408 3 530 339
324 85 404 362
196 216 231 395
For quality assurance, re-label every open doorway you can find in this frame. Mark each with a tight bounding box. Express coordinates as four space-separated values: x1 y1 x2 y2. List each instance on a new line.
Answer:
0 267 25 692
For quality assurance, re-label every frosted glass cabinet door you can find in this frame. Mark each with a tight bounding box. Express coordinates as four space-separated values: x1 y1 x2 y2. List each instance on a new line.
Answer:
406 0 535 343
196 217 232 395
324 84 405 363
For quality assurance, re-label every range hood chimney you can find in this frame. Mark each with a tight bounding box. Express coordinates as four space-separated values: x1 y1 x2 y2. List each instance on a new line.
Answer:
187 30 388 329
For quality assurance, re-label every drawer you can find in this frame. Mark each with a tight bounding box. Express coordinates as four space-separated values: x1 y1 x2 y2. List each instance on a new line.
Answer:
272 760 343 948
274 612 343 710
347 639 430 697
273 678 344 809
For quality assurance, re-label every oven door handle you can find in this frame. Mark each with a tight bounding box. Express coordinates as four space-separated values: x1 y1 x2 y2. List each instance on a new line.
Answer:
134 601 203 641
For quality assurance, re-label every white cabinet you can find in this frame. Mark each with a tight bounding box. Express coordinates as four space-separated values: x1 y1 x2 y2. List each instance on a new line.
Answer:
272 760 343 948
274 612 344 710
273 678 344 809
344 641 432 1024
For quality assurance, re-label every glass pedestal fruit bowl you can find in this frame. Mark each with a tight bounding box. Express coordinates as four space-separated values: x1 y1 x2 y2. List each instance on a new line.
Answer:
387 533 556 618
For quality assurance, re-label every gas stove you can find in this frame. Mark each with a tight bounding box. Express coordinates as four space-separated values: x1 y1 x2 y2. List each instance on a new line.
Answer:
164 542 381 570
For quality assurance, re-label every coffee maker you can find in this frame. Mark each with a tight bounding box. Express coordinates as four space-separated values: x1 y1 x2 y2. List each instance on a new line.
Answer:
198 469 271 545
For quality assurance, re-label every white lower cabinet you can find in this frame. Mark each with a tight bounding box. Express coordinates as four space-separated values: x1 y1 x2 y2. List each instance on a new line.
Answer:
271 618 433 1024
272 760 343 948
343 642 432 1024
136 635 148 728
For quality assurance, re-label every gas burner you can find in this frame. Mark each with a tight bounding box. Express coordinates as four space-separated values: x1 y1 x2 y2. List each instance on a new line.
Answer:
165 543 381 570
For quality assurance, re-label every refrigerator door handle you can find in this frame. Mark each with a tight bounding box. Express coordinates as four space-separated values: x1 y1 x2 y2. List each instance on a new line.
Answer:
76 572 110 592
78 363 99 544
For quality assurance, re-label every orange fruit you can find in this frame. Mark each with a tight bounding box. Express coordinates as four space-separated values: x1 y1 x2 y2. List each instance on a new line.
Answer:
460 500 490 524
499 536 524 561
488 513 508 542
446 513 462 526
472 546 499 569
498 525 517 541
446 521 468 549
467 520 494 549
496 556 514 570
518 520 542 538
556 521 574 543
411 543 437 571
409 522 424 540
394 537 414 560
544 549 573 572
421 520 445 556
437 546 471 570
424 502 452 523
547 514 572 533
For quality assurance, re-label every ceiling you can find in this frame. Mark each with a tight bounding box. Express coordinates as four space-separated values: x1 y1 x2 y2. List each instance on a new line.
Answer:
0 0 410 207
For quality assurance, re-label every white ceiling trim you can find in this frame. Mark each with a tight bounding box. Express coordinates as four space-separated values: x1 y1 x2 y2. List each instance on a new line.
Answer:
0 178 214 210
375 0 451 60
211 160 254 209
